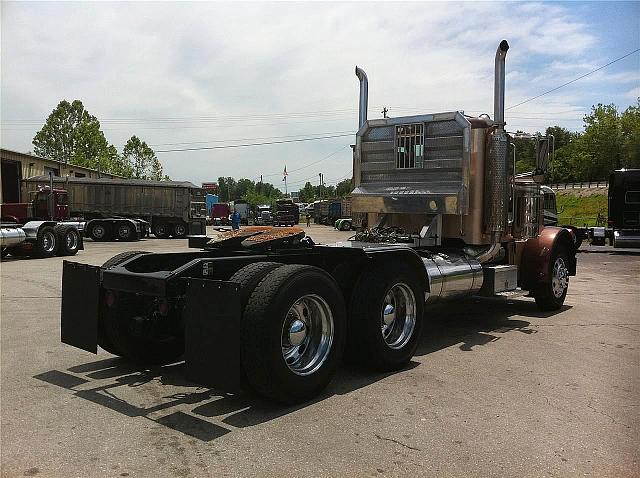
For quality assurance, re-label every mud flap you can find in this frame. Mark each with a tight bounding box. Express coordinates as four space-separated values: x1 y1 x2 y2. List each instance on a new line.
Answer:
61 261 101 353
183 279 242 392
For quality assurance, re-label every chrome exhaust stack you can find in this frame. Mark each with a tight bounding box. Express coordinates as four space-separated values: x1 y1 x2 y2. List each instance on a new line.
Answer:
355 66 368 129
481 40 510 263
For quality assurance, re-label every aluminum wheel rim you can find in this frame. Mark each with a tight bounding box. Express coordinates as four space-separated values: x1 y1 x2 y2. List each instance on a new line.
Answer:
42 231 56 252
281 294 334 376
381 283 416 350
93 225 105 239
175 224 185 236
551 257 568 298
119 225 130 238
66 231 78 250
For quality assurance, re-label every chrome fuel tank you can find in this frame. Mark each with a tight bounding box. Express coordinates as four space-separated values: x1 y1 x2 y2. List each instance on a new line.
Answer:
418 251 483 303
0 227 27 247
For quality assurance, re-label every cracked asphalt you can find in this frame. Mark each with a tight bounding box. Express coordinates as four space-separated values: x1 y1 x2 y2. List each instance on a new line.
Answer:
1 226 639 477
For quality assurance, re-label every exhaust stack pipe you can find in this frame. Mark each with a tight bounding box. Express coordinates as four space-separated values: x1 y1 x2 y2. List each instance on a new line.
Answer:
355 66 368 129
481 40 510 263
494 40 509 129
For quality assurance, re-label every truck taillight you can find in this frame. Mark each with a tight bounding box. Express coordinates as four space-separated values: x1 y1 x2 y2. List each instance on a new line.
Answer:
104 290 116 308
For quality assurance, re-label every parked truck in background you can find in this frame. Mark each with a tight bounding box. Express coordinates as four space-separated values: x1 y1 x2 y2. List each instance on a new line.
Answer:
544 169 640 248
22 176 206 240
232 200 250 225
255 204 273 225
211 203 231 226
60 40 577 405
274 199 299 226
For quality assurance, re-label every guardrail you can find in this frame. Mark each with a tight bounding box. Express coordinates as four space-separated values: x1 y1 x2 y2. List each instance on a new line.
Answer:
548 181 608 190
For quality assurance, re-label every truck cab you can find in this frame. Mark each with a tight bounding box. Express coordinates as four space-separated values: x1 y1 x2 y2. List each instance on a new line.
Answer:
1 187 70 223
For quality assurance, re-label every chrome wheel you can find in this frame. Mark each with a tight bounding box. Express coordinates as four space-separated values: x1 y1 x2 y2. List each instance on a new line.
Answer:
118 224 131 239
92 225 106 239
551 257 569 298
381 283 416 350
66 231 78 250
42 231 56 253
281 294 334 376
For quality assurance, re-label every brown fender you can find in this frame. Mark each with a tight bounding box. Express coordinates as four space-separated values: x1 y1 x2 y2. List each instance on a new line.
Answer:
519 226 576 290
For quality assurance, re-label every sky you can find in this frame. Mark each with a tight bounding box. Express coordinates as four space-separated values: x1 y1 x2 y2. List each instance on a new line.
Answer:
1 1 639 189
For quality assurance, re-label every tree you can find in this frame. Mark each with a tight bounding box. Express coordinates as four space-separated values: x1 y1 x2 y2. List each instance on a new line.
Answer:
581 103 621 179
33 99 110 171
299 182 316 202
123 136 164 180
335 178 353 197
620 98 640 169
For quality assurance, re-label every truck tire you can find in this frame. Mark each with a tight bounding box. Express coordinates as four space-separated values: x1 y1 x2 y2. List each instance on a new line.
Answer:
241 264 346 404
153 223 170 239
349 260 424 371
534 247 570 311
89 222 111 241
172 222 187 238
116 221 136 241
102 250 151 269
229 262 284 308
340 220 351 231
55 225 80 256
34 225 58 258
101 292 184 364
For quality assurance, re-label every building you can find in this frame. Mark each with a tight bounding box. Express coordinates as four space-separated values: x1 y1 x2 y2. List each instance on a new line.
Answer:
1 148 123 203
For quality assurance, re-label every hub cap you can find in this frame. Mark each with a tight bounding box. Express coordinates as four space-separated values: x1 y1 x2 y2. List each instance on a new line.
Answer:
381 283 416 350
66 231 78 250
175 224 186 236
551 257 569 298
281 294 333 376
42 231 56 252
93 225 105 239
119 225 130 238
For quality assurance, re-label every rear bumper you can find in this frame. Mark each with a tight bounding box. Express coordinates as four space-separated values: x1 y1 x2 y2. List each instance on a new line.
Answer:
614 230 640 248
60 261 244 391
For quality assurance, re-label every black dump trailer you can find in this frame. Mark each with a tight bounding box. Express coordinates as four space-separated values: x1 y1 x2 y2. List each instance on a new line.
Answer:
608 169 640 247
274 199 299 226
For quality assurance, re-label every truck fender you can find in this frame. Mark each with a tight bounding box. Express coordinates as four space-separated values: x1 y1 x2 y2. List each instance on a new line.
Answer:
20 220 58 239
519 226 576 290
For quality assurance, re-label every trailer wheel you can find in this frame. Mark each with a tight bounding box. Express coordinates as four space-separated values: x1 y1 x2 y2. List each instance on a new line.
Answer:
153 223 170 239
172 223 187 238
340 220 351 231
241 264 346 403
229 262 284 307
55 225 80 256
534 247 570 311
34 225 58 258
101 250 151 269
116 222 135 241
89 222 111 241
349 261 424 371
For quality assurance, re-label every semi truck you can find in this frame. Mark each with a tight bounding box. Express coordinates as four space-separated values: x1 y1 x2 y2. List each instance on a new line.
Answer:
60 40 577 404
274 199 299 226
22 176 206 240
1 220 82 259
544 170 640 248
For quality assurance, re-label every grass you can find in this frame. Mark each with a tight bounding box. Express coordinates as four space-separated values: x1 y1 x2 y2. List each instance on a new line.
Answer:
556 192 608 227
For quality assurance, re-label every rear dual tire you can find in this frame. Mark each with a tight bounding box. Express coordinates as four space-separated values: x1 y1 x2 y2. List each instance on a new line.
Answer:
233 263 346 404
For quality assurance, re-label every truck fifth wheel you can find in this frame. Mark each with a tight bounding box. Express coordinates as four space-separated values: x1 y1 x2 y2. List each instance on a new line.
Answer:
60 40 577 404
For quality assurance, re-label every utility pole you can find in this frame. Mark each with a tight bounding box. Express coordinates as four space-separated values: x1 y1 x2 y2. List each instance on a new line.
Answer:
318 173 323 199
381 106 388 118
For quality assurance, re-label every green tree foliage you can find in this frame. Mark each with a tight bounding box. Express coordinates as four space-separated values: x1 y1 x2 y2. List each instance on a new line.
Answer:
298 182 316 202
217 177 282 205
32 99 167 180
33 100 111 171
516 99 640 182
123 135 165 180
335 178 353 197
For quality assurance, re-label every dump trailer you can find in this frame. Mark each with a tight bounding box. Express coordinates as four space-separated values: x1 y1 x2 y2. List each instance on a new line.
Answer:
274 199 299 226
23 176 206 240
60 40 577 405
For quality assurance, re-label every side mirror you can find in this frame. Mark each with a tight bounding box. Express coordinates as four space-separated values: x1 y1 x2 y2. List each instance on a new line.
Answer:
533 138 550 183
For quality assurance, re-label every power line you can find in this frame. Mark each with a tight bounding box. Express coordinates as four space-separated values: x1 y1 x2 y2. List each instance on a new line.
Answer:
506 48 640 110
150 130 354 147
155 133 353 153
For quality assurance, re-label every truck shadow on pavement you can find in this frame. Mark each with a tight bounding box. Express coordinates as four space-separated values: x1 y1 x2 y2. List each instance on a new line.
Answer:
34 296 569 442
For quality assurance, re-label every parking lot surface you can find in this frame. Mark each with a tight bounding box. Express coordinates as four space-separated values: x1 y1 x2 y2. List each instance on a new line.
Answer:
1 226 639 477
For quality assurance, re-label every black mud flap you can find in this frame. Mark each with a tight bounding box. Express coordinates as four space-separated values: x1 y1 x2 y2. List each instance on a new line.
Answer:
183 279 242 392
61 261 101 353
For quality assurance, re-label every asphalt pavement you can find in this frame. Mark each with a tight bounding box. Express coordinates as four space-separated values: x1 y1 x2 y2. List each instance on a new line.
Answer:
1 226 638 477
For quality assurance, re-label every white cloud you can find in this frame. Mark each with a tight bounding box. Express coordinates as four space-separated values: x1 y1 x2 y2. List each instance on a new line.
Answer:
1 1 637 186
